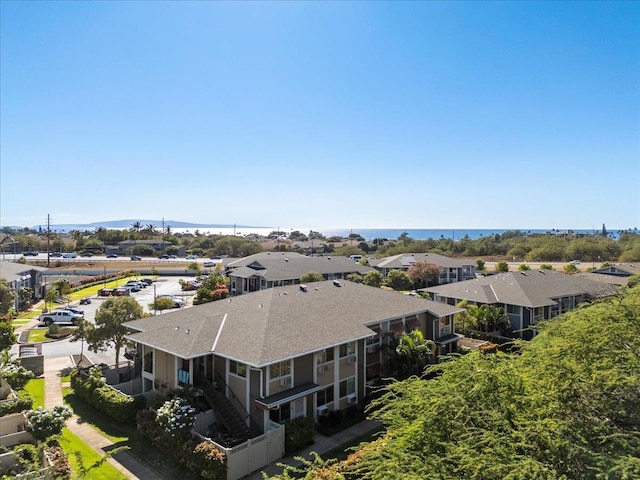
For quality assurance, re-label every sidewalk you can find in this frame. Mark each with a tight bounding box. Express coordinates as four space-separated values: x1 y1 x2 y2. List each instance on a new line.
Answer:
244 419 382 479
43 356 157 479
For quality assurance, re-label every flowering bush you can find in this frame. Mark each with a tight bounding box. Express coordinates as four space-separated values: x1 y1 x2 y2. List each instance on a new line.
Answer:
155 397 196 437
25 405 73 442
1 362 35 390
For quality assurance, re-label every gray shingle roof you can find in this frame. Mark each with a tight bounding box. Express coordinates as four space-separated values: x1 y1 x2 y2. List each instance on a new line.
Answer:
425 270 618 308
227 255 373 281
0 262 48 282
126 280 460 367
369 253 474 269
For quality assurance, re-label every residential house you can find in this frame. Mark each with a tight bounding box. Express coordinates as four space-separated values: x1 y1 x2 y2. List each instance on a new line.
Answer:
124 280 462 439
425 270 618 340
0 262 48 310
590 263 639 279
369 253 476 285
225 252 375 295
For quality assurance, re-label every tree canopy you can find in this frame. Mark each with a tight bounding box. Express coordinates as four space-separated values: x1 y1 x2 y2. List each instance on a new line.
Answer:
89 296 144 372
268 275 640 480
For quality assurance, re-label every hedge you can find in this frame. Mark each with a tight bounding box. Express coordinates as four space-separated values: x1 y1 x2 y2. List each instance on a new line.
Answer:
0 388 33 416
70 368 145 423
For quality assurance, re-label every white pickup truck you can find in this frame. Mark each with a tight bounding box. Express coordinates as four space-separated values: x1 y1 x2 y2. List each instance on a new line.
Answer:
39 309 84 326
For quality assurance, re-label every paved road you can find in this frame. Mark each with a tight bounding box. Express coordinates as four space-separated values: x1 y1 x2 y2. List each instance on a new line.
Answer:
15 276 193 366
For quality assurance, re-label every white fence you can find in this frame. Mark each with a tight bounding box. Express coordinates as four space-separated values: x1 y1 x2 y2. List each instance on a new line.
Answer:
194 421 285 480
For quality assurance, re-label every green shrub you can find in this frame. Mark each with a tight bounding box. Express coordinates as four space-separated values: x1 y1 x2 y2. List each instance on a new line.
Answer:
92 386 144 423
1 363 35 390
0 388 33 415
184 440 227 480
25 405 73 442
284 416 315 456
71 367 144 423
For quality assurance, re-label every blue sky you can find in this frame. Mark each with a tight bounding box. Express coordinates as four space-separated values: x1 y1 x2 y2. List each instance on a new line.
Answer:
1 1 638 230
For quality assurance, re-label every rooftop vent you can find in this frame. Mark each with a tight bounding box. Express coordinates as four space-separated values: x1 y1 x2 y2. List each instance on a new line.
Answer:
285 258 289 262
333 280 342 287
300 284 308 292
520 272 527 276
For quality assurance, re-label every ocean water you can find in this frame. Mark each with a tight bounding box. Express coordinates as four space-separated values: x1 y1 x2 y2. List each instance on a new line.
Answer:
169 227 603 241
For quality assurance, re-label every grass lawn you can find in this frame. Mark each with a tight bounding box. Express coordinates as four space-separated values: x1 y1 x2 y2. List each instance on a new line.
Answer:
62 388 195 480
59 428 129 480
25 378 45 408
26 328 51 343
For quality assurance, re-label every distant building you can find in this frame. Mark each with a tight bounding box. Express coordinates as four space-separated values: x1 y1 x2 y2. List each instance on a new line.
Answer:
225 252 374 295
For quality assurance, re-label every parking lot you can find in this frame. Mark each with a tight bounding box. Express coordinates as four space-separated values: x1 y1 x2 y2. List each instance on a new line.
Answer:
44 275 196 326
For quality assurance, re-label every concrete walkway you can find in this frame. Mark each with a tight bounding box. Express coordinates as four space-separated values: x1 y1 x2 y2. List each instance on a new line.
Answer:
20 308 382 480
43 356 158 479
244 419 382 479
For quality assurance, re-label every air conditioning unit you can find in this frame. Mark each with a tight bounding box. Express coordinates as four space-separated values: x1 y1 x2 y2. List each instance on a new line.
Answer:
347 355 356 364
346 394 357 405
366 345 378 354
317 365 329 374
316 405 328 416
279 376 291 387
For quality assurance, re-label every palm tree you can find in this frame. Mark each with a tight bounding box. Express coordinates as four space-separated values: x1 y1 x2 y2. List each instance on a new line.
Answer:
395 330 436 378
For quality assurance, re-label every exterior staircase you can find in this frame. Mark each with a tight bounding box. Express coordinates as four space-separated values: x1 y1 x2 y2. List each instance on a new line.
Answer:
198 374 252 441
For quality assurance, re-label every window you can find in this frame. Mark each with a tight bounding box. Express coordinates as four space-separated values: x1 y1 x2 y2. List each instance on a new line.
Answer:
339 342 356 358
317 385 334 406
439 317 451 336
339 377 356 398
230 360 246 378
506 304 521 315
270 360 291 379
270 403 290 423
143 351 153 374
317 348 335 365
291 398 305 419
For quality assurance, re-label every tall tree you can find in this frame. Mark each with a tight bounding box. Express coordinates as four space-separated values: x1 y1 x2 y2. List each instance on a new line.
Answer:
267 276 640 479
88 296 143 373
385 269 412 291
0 279 16 316
406 261 441 288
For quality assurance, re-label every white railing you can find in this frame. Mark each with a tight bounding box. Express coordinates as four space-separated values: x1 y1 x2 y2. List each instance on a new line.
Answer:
193 422 285 480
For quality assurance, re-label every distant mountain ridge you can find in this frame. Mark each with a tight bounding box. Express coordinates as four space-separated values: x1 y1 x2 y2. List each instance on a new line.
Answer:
21 220 265 231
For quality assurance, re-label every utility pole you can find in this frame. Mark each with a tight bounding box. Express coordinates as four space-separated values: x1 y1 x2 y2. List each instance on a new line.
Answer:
47 214 51 267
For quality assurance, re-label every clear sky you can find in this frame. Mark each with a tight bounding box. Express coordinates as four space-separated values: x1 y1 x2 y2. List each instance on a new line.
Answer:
1 1 638 230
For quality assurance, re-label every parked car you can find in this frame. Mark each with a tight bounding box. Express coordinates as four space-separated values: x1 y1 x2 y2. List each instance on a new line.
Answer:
112 287 130 296
169 255 178 259
140 278 154 285
124 281 146 291
63 253 77 258
22 251 38 256
80 252 93 257
159 295 184 308
39 309 83 326
50 252 62 257
204 261 216 267
570 260 581 265
56 306 84 316
160 254 170 259
79 298 92 305
107 254 118 258
186 255 198 260
131 255 142 261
